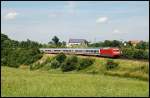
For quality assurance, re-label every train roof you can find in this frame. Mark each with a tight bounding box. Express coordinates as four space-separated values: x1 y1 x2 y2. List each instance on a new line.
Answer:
39 47 120 51
39 48 101 50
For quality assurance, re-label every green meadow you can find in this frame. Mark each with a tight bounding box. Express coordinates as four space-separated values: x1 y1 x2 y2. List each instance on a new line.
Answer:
1 63 149 97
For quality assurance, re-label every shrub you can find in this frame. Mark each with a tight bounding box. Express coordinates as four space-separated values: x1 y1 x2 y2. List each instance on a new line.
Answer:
55 53 66 63
61 55 78 72
143 50 149 59
77 58 94 70
132 49 149 59
121 48 149 60
68 55 78 63
61 62 77 72
105 59 118 70
50 59 60 69
121 48 134 59
133 49 144 59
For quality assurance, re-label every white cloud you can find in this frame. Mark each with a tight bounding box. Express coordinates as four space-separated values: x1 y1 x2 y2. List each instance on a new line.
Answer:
96 17 108 23
5 12 19 20
113 29 127 34
113 29 120 33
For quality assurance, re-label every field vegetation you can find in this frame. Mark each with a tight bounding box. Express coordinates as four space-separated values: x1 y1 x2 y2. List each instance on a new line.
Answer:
1 66 149 97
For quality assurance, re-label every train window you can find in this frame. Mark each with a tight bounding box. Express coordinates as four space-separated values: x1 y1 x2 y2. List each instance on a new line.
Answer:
78 50 81 52
113 50 119 52
54 50 60 52
65 50 68 52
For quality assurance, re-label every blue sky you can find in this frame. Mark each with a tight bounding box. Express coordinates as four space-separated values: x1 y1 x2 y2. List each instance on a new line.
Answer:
1 1 149 43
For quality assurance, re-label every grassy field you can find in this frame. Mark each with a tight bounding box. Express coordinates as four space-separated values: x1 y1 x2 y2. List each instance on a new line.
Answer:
1 66 149 97
40 54 149 81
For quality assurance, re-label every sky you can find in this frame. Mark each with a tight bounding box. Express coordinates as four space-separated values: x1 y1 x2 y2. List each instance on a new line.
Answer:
1 1 149 44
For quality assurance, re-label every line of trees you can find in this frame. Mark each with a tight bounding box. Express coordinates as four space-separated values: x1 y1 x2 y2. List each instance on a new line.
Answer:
1 33 43 67
89 40 149 49
1 33 149 68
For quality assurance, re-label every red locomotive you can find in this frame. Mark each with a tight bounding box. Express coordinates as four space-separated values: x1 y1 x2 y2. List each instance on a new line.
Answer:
100 47 121 57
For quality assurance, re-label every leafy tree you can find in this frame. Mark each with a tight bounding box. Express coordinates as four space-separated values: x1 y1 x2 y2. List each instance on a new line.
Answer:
135 41 149 50
103 40 112 47
52 36 59 45
55 53 66 63
1 33 43 67
111 40 121 47
61 55 78 72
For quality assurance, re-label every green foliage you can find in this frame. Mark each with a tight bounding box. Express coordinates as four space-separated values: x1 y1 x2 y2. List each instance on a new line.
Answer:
61 62 76 72
30 62 45 70
50 59 60 69
121 48 149 59
1 33 43 68
89 40 121 48
105 59 119 70
61 55 78 72
52 36 59 45
77 58 94 70
45 57 54 64
2 66 149 97
121 48 134 59
111 40 121 47
135 41 149 50
48 36 66 48
55 53 66 63
33 54 94 72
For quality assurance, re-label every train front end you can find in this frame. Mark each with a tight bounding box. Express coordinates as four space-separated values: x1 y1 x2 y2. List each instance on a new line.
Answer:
111 48 122 57
99 47 121 58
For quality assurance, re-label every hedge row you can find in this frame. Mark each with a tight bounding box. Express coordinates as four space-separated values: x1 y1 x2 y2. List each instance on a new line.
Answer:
2 48 43 68
31 53 95 72
121 48 149 59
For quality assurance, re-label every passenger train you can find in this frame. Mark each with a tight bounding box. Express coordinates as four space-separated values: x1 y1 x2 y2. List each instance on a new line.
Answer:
39 47 121 58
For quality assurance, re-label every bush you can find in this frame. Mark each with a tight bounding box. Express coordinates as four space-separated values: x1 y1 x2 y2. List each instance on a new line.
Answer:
143 50 149 59
105 59 118 70
55 53 66 63
61 55 78 72
132 49 149 59
61 62 77 72
77 58 94 70
50 59 60 69
121 48 134 59
121 48 149 60
133 49 144 59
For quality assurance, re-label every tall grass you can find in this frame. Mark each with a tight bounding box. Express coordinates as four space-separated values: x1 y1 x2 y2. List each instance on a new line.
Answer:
1 66 149 97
